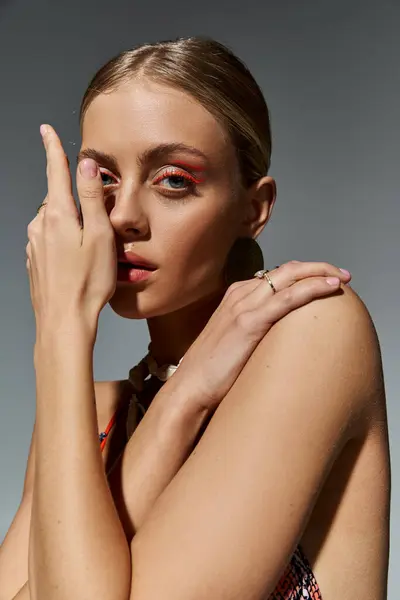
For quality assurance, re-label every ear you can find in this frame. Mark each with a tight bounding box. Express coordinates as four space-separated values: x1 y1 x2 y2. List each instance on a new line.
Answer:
239 176 277 238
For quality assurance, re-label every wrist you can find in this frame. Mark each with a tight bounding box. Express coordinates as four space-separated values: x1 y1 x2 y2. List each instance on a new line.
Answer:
34 315 96 368
157 374 211 428
146 376 210 464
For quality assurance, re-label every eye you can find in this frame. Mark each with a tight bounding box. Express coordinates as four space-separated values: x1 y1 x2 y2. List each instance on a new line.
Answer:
99 168 118 187
153 167 204 195
98 166 205 196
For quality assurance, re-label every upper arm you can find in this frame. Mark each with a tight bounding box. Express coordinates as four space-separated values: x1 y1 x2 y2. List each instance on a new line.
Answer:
128 285 382 599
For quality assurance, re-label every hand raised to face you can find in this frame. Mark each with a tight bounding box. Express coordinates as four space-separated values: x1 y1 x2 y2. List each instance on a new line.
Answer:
26 124 117 340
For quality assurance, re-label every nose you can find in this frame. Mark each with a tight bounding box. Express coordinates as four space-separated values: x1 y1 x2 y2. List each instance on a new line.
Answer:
107 187 149 240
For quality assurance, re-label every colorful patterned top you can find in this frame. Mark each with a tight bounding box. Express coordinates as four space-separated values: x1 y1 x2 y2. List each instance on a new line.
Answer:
99 408 323 600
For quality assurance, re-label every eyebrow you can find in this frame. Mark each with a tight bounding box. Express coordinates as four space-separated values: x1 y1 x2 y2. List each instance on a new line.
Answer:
76 143 210 172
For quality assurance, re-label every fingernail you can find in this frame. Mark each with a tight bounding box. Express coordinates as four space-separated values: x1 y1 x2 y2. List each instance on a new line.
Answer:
80 158 98 178
339 268 351 277
40 124 49 137
326 277 340 286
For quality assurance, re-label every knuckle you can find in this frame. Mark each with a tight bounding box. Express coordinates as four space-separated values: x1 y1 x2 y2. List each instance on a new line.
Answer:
225 279 253 303
44 206 61 224
225 284 244 304
231 297 247 318
300 279 323 298
82 188 101 200
313 277 327 290
284 260 299 270
227 280 243 294
27 220 37 238
279 288 294 305
322 261 335 273
223 285 237 303
312 261 334 274
234 310 254 332
309 261 331 275
278 261 292 273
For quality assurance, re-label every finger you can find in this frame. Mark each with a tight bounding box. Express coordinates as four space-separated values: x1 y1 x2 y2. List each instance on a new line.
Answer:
221 265 297 313
276 260 351 284
212 279 259 323
226 261 349 297
247 276 343 326
220 261 350 321
40 124 77 216
234 260 350 302
76 158 108 235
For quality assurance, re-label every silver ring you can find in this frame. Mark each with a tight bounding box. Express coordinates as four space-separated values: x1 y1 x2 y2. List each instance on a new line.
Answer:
254 269 277 293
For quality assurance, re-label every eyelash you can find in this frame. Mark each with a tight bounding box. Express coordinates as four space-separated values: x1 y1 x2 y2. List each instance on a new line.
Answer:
99 166 204 197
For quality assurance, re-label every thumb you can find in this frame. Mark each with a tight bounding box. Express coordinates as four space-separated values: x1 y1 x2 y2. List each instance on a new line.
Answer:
76 158 107 229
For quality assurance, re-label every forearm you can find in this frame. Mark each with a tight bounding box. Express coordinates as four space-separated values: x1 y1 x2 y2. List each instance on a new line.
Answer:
29 322 131 600
5 358 209 600
108 373 210 539
5 392 209 600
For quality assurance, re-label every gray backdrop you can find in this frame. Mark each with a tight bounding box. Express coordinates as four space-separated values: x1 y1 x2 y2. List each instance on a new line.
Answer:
0 0 398 595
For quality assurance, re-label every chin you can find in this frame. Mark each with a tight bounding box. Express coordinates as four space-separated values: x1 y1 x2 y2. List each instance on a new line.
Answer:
108 283 185 319
109 269 227 320
108 286 157 319
108 280 219 320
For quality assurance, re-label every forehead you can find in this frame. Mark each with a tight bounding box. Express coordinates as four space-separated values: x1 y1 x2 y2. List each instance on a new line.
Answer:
81 79 235 170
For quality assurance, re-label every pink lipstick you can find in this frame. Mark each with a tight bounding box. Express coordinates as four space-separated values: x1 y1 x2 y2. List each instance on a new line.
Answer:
116 251 157 283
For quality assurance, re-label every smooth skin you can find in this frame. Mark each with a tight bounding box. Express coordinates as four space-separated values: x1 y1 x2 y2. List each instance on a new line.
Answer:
4 78 389 600
0 271 353 600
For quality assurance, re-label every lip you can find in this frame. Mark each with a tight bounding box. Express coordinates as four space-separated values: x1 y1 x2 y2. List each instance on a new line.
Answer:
116 264 154 283
117 251 157 270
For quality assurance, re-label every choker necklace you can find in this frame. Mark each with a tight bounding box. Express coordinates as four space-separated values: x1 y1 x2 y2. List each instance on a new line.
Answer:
126 342 184 440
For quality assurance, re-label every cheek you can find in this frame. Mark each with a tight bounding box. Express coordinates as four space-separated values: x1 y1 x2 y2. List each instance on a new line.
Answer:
109 205 238 318
158 210 237 290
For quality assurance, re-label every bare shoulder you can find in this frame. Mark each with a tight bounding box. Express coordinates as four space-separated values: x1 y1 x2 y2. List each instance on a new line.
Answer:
127 284 388 599
266 285 390 599
245 282 385 439
272 282 378 342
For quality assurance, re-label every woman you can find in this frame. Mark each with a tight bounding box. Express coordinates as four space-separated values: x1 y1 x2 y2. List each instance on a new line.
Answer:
0 36 390 599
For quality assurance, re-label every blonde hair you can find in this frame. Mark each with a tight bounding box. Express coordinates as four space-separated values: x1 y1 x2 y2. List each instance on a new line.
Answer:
79 35 272 189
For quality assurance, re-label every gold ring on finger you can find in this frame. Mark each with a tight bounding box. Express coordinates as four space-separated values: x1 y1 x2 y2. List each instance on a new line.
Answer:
254 269 277 294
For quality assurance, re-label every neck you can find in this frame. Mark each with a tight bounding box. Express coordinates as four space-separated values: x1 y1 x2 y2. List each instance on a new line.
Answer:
146 287 225 366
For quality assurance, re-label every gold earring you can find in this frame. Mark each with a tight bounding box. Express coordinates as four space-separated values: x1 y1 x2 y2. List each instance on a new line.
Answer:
223 237 264 287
